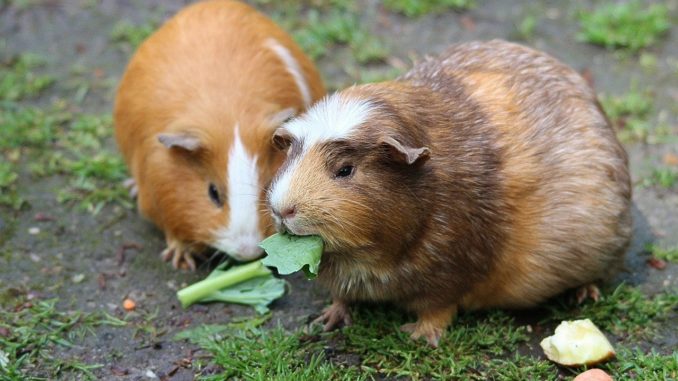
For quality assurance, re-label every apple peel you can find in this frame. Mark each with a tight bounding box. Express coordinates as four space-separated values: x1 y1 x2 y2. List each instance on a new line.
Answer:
540 319 615 367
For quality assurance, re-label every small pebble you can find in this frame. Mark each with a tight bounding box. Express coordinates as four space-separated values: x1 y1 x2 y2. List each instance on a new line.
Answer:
144 369 159 380
28 227 40 235
123 298 136 311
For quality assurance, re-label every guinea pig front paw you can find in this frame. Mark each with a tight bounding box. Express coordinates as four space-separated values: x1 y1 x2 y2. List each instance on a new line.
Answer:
161 241 201 270
401 305 458 348
312 300 352 332
122 177 138 198
401 322 444 348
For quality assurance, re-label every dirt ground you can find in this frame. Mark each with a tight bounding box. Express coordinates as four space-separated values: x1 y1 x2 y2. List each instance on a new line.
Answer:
1 0 677 380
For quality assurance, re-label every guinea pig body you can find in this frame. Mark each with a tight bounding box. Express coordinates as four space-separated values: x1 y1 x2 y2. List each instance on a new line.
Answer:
114 0 325 268
268 40 631 346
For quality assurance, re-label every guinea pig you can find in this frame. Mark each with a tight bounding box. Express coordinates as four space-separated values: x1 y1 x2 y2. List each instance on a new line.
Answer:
267 40 631 347
114 0 325 269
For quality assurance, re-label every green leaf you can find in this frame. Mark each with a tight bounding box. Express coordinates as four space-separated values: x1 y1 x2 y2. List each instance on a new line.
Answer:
176 260 272 308
260 233 324 278
202 275 287 314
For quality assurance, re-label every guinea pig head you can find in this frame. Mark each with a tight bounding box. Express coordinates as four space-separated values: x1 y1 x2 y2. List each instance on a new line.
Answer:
267 92 432 255
155 106 293 261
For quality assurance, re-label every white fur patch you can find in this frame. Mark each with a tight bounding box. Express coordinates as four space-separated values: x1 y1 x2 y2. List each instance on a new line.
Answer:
212 125 263 261
285 93 375 149
266 38 312 107
268 94 375 214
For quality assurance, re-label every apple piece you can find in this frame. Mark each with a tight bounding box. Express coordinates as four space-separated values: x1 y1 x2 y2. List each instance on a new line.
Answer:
540 319 615 366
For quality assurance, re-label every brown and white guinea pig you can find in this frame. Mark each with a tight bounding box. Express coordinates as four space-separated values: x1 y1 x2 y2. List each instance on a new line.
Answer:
114 0 325 269
267 40 631 347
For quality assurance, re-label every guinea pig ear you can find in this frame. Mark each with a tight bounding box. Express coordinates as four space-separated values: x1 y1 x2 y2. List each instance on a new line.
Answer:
268 107 296 127
157 133 202 152
380 136 431 165
272 127 293 151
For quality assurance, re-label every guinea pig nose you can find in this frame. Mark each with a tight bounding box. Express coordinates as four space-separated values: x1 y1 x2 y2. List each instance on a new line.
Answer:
281 206 296 219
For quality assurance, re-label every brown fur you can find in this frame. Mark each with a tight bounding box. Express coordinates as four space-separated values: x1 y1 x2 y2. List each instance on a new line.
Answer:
270 40 631 346
114 0 325 268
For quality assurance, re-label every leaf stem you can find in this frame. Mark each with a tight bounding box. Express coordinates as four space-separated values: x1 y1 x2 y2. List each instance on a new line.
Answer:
177 260 270 308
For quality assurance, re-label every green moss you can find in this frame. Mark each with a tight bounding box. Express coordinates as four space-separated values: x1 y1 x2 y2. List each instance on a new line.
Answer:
602 347 678 380
383 0 475 17
578 1 670 52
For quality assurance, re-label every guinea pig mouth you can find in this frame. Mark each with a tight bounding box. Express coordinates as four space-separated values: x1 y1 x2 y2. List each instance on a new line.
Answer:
279 220 314 237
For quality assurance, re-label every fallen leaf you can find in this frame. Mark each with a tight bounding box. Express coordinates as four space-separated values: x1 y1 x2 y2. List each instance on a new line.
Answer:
110 365 129 376
116 242 143 266
98 273 107 290
33 213 55 222
460 15 476 31
663 153 678 166
647 257 667 270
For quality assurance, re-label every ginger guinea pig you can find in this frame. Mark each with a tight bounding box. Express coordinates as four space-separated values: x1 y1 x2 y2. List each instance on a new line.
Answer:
267 40 631 346
114 0 325 269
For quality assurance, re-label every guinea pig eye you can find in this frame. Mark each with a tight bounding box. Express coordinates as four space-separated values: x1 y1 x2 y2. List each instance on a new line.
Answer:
335 165 355 179
208 183 223 207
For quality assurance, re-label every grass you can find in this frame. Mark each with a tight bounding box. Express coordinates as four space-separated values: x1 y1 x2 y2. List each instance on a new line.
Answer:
109 20 158 50
291 7 389 64
0 297 126 380
0 159 21 209
578 1 670 52
257 0 391 88
0 54 54 101
600 86 655 143
645 244 678 263
176 282 677 380
545 283 677 341
641 167 678 189
382 0 475 17
0 51 130 212
514 14 538 41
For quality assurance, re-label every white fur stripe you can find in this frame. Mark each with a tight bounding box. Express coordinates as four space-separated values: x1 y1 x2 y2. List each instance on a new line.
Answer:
266 38 312 107
285 93 375 149
212 124 263 260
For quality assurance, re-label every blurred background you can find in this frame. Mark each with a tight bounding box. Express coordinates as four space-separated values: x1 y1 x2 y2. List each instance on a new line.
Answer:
1 1 677 380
